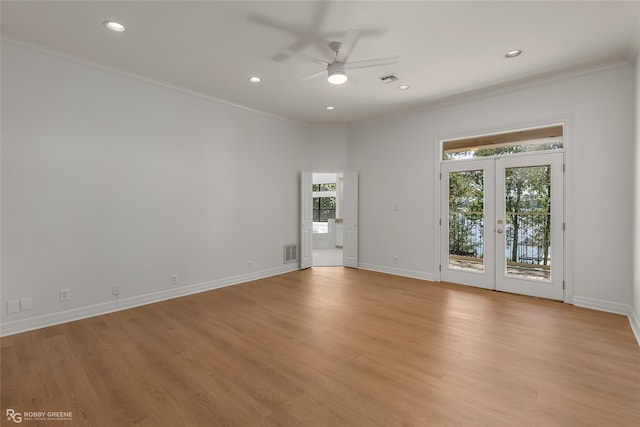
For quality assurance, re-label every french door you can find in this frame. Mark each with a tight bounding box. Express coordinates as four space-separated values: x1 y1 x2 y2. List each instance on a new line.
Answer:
440 153 564 300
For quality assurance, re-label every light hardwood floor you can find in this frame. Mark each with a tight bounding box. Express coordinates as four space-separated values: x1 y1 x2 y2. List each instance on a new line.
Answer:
2 268 639 426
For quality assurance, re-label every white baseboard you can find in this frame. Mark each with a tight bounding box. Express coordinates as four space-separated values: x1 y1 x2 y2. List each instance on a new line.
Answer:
359 263 434 282
629 307 640 347
574 295 640 347
0 264 298 337
572 295 630 315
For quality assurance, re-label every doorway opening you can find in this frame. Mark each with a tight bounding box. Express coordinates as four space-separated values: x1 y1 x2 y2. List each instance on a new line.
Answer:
301 171 357 269
312 172 343 266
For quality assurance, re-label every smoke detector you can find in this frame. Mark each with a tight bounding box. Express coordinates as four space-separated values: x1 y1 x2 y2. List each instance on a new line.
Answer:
379 74 399 84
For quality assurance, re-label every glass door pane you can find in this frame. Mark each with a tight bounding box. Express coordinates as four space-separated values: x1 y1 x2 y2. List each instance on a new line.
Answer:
503 165 552 281
448 170 485 272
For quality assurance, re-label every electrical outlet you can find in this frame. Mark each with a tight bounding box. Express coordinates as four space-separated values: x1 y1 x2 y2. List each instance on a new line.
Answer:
393 256 398 264
20 297 32 311
59 289 70 302
112 286 120 296
248 261 253 271
171 274 178 286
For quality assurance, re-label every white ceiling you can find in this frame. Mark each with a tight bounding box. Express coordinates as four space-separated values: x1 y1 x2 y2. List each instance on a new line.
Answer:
2 1 639 125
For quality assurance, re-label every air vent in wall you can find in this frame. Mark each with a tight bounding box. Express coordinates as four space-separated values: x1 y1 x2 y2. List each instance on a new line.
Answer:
284 244 298 263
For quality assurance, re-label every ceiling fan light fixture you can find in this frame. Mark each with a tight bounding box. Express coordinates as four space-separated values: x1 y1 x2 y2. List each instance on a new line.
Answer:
328 73 347 85
327 62 348 85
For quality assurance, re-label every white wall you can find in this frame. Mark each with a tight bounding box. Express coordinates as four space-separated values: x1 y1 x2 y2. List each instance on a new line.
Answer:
349 65 635 307
307 126 348 171
1 41 309 334
632 59 640 340
348 112 436 280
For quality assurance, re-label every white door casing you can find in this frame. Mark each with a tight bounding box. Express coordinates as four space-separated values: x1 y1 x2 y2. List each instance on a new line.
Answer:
300 171 312 269
343 172 358 268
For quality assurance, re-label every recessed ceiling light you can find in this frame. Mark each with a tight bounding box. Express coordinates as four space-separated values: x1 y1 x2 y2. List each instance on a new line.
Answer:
248 76 262 83
103 21 126 32
505 49 523 58
325 106 336 111
398 85 410 90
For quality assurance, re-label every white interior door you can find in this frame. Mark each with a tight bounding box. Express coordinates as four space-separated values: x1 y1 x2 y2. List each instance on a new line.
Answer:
343 172 358 268
441 153 564 300
300 171 312 269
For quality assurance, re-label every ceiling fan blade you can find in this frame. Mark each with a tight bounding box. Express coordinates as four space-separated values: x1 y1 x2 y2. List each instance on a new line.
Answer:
248 12 333 62
347 55 400 70
301 69 327 82
336 30 360 63
287 51 328 66
273 39 334 64
273 39 315 62
247 12 295 34
274 38 336 63
325 27 385 41
354 28 387 38
310 0 330 31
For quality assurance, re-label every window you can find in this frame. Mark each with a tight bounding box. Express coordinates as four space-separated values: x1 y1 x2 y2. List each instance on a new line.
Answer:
442 125 563 161
313 183 337 192
313 183 336 222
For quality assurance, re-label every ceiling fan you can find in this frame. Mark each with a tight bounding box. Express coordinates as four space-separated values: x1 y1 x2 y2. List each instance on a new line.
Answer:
247 5 398 86
298 31 399 85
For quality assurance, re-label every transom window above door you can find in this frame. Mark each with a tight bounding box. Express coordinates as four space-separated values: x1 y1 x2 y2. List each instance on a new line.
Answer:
442 125 563 161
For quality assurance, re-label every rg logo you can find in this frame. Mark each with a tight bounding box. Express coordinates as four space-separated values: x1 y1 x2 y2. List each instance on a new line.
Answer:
6 409 22 423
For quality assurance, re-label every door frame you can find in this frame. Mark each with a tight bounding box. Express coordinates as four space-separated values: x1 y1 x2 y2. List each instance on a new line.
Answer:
342 171 358 268
300 171 358 269
433 117 574 304
300 171 313 269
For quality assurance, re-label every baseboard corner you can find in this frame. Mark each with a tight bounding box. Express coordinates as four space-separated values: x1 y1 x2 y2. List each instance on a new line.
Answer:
628 307 640 347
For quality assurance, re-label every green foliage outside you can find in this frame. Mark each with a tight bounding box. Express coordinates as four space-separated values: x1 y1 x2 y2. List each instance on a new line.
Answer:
449 170 484 257
448 142 561 264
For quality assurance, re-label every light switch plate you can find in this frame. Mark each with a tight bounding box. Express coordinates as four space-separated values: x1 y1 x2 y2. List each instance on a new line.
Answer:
7 300 19 314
